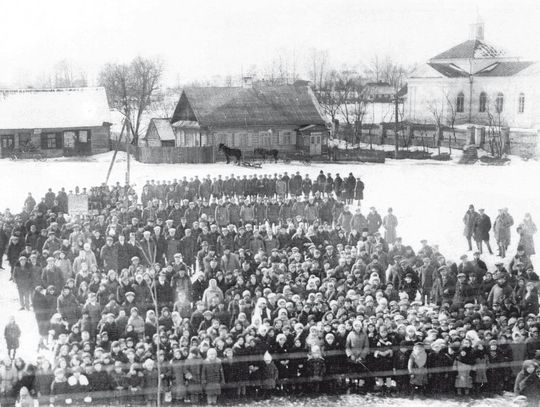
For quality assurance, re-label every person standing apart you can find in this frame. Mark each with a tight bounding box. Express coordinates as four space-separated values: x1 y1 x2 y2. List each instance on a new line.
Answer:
517 213 537 258
494 208 514 258
463 205 479 251
474 209 493 255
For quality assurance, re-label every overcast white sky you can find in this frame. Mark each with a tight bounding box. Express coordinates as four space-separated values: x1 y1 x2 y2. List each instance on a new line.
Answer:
1 0 540 88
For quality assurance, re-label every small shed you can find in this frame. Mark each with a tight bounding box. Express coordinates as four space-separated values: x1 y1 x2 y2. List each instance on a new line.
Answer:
142 118 176 147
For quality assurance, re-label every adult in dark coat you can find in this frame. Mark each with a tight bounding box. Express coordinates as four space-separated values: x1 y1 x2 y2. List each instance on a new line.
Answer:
32 286 52 339
334 174 343 197
7 235 25 272
115 234 131 271
289 172 302 197
13 257 33 310
57 287 80 327
354 177 364 203
473 208 493 255
343 173 356 204
463 204 479 251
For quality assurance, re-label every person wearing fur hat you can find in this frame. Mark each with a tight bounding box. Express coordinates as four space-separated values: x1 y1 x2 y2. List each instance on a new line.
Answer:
201 348 224 405
408 342 428 398
514 360 540 406
184 347 203 403
453 338 475 396
427 338 452 397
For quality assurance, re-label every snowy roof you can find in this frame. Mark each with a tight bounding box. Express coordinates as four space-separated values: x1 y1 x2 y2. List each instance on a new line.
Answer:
431 39 506 60
0 87 111 130
420 61 536 78
427 63 469 78
149 118 175 141
361 82 396 102
171 85 328 127
475 61 536 76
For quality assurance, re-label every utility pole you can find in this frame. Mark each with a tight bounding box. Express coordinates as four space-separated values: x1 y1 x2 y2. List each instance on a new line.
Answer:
105 120 126 185
394 94 400 159
126 133 131 185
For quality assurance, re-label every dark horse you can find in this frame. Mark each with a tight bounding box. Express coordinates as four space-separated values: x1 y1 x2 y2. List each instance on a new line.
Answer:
254 148 279 163
218 143 242 164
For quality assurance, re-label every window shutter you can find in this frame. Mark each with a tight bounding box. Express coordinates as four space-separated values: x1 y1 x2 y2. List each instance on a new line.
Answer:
291 132 296 145
55 133 62 149
40 134 47 149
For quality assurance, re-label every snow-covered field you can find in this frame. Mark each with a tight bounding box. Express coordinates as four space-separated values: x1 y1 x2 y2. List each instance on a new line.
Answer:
0 152 537 406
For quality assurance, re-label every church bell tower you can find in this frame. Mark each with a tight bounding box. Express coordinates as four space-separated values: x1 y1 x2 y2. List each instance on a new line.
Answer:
469 15 484 40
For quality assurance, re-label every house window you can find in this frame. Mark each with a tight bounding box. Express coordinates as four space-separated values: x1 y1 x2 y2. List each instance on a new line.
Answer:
518 93 525 113
456 92 465 113
280 131 291 145
236 133 248 146
63 131 76 148
260 131 271 146
251 133 259 146
43 133 58 149
479 92 487 113
495 92 504 113
79 130 89 143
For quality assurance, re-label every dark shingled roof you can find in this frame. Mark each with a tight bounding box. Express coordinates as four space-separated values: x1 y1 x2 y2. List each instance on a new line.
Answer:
428 63 469 78
475 61 535 76
173 85 327 127
431 39 505 60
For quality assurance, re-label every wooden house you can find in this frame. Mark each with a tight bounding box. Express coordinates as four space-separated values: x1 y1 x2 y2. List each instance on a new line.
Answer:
0 87 111 158
141 84 330 160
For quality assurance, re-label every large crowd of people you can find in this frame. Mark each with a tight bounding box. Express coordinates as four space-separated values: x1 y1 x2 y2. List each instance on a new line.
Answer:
0 169 538 406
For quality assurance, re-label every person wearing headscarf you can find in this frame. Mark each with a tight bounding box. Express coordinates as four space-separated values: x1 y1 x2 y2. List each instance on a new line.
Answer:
514 360 540 406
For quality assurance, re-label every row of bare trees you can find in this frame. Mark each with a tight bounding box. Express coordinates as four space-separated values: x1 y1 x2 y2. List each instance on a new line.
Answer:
427 91 508 158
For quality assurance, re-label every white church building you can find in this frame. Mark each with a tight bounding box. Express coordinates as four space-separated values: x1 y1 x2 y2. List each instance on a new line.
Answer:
405 20 540 134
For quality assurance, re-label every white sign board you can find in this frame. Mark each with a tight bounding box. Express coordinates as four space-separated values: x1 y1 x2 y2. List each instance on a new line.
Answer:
68 194 89 216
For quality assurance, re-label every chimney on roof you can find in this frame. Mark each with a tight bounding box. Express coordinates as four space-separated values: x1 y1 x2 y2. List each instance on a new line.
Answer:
469 15 484 41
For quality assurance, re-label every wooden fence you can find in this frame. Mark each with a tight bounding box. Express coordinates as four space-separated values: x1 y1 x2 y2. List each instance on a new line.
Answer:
337 123 538 157
136 146 214 164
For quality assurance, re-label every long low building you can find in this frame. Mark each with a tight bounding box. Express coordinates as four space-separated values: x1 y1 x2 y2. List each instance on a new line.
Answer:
0 87 111 158
140 84 330 161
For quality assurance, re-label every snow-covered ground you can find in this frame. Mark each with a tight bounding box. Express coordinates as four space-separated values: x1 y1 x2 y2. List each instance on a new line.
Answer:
0 152 534 406
1 153 538 359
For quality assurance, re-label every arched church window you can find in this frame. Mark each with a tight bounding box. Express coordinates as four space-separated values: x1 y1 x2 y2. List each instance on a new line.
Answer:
518 93 525 114
456 92 465 113
479 92 487 113
495 92 504 113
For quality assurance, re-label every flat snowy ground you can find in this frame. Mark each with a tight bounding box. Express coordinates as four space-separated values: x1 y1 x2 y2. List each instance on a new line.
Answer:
0 152 538 363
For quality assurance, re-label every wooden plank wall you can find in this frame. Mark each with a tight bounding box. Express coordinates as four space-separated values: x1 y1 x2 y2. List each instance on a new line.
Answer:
137 146 214 164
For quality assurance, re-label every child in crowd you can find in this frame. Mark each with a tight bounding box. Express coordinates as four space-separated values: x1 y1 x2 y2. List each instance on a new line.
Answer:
5 316 21 360
201 348 224 405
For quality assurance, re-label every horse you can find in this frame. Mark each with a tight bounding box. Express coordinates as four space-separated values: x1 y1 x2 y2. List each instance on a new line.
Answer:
218 143 242 164
253 148 279 163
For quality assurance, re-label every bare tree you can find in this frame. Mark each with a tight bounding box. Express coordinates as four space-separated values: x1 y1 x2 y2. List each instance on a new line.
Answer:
444 92 457 155
317 70 342 125
485 102 507 158
427 98 445 155
99 56 163 145
153 87 180 119
52 60 88 88
336 70 364 143
364 55 413 90
307 48 329 92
